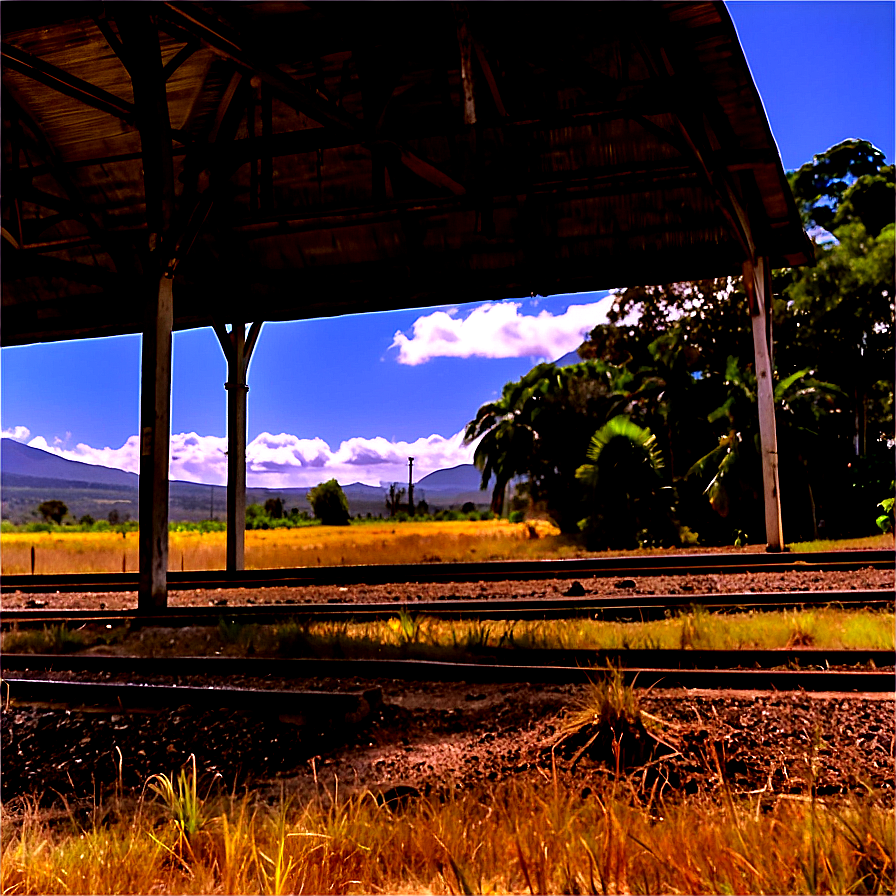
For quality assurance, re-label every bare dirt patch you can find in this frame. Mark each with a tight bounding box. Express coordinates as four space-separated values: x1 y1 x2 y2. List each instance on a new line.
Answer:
2 670 892 812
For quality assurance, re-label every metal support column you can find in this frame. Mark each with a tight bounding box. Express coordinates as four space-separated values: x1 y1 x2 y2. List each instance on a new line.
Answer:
138 275 174 609
743 257 785 552
214 321 262 571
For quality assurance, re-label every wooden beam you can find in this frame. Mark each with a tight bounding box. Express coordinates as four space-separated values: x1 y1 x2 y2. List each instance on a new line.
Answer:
138 274 174 608
158 2 466 197
743 257 784 552
452 3 477 125
115 11 178 608
161 40 199 82
91 13 132 72
1 42 137 124
115 13 176 240
2 88 134 274
473 40 508 118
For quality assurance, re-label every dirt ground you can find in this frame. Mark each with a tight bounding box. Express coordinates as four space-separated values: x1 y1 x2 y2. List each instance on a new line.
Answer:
1 675 893 811
2 566 893 812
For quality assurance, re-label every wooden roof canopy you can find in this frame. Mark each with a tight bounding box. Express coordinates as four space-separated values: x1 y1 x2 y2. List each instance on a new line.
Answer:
1 0 812 348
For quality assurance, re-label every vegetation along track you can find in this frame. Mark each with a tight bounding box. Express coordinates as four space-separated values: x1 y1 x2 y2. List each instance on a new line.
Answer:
3 588 892 629
2 548 892 594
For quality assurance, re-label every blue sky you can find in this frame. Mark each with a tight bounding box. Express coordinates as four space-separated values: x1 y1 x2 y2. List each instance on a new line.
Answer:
2 1 894 488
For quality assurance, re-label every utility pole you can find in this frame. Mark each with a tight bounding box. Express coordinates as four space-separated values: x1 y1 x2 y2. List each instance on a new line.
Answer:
408 457 414 514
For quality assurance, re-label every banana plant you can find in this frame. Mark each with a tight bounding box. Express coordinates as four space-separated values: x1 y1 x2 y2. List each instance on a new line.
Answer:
687 356 843 528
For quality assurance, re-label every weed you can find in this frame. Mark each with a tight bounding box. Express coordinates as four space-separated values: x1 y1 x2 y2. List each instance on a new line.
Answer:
146 754 216 842
553 665 670 774
679 604 711 649
1 624 88 654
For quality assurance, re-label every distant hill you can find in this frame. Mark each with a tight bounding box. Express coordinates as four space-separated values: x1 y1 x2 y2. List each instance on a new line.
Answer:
417 464 489 493
1 439 137 487
1 439 492 522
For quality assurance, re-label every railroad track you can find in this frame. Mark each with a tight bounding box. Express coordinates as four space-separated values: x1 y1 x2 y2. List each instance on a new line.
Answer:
1 676 382 720
3 651 893 695
3 549 892 594
3 588 892 629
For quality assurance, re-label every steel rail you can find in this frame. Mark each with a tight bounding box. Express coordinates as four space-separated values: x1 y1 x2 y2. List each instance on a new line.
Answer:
3 649 892 676
3 589 893 628
3 549 892 594
2 660 892 694
1 676 382 716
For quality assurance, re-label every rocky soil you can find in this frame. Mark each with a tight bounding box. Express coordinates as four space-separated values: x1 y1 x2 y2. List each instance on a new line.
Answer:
2 566 893 813
1 675 893 812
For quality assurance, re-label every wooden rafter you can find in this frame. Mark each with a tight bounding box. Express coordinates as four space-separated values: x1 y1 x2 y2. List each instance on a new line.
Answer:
1 41 136 124
158 2 467 197
1 87 132 272
115 11 176 249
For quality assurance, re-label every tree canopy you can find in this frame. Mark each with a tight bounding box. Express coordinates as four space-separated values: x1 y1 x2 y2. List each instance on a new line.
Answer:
465 140 894 547
307 479 351 526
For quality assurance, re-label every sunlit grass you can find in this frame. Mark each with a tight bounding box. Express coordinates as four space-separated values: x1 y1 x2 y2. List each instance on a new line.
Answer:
0 520 570 575
1 775 892 895
8 607 891 657
790 533 894 552
3 525 891 576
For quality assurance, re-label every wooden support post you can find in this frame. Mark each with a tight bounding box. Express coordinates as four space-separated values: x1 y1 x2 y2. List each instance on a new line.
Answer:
214 321 262 572
138 275 173 609
117 9 177 609
226 323 248 571
744 257 785 552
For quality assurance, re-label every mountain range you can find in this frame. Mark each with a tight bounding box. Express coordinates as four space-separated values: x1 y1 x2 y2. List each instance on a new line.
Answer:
0 438 493 523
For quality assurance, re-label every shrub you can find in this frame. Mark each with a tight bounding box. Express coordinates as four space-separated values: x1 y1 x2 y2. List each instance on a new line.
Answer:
37 500 67 524
509 510 525 523
307 479 350 526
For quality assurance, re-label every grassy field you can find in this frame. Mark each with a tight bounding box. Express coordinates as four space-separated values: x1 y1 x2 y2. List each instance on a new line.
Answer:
2 773 891 895
2 523 892 576
0 520 569 575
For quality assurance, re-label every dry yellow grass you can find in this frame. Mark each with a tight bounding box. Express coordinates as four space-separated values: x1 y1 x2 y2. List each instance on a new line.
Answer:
2 778 892 895
0 520 566 575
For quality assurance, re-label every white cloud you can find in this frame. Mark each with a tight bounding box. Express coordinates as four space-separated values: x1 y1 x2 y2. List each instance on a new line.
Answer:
246 430 477 488
390 296 615 365
2 425 31 442
25 429 479 489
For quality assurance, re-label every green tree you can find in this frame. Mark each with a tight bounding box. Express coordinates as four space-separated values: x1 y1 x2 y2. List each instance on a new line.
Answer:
264 497 284 519
37 500 67 524
246 503 269 529
575 416 670 548
464 361 627 529
385 483 405 517
308 479 350 526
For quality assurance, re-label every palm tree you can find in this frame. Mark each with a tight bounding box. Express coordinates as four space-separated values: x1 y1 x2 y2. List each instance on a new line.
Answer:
464 364 550 515
575 416 669 547
686 356 843 540
464 361 628 526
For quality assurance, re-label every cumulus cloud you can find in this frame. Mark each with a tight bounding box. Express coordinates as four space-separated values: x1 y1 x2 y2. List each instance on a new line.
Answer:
390 297 615 365
246 430 476 488
25 429 478 489
2 425 31 442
